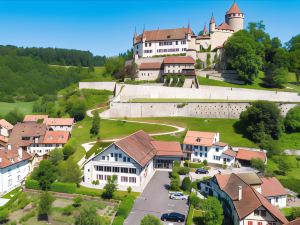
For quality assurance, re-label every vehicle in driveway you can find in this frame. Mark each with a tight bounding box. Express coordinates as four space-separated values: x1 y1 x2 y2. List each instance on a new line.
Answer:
169 193 188 200
195 168 209 174
161 212 185 222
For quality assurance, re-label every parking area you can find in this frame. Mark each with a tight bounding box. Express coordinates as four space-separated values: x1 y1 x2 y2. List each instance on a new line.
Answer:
125 171 189 225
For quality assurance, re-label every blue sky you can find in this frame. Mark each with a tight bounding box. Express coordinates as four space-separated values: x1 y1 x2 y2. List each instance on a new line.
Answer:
0 0 299 56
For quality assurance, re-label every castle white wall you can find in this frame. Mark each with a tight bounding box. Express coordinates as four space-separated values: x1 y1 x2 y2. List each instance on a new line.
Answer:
210 30 233 49
79 82 116 92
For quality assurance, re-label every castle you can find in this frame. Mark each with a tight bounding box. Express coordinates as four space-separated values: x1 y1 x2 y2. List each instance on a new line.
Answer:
133 2 244 59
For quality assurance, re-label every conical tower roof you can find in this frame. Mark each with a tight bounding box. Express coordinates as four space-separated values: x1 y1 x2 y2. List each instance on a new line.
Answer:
210 14 215 24
226 2 243 15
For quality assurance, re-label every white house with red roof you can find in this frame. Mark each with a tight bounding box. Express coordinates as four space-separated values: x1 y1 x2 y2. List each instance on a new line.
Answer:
0 119 13 137
83 130 183 191
199 173 289 225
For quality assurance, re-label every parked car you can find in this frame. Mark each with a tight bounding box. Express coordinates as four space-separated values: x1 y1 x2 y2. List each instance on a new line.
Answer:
161 212 185 222
195 168 209 174
170 193 188 200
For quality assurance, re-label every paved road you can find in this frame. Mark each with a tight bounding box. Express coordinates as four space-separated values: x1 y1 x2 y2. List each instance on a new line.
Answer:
125 171 189 225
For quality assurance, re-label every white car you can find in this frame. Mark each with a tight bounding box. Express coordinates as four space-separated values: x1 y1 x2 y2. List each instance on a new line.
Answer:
169 193 188 200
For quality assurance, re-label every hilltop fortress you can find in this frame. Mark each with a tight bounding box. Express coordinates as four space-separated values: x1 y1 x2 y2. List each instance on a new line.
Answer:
133 2 244 59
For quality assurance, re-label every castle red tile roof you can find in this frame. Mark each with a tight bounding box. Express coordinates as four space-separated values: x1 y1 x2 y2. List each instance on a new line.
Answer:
0 119 13 130
226 2 243 15
151 141 183 157
163 56 195 64
183 131 217 147
44 118 74 126
261 177 289 197
23 115 48 122
139 62 162 70
217 22 233 31
134 28 192 43
236 149 267 162
42 131 70 144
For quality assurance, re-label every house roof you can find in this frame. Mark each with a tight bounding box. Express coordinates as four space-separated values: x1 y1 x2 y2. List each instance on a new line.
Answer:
215 173 288 224
236 173 262 185
44 118 74 126
196 35 211 40
261 177 289 197
163 56 195 64
284 218 300 225
139 62 162 70
226 2 243 15
217 22 233 31
0 119 13 130
214 142 228 147
183 131 217 147
23 115 49 122
0 136 8 143
222 149 237 157
42 131 70 144
0 148 31 168
114 130 156 167
236 149 267 162
151 141 183 157
134 28 192 43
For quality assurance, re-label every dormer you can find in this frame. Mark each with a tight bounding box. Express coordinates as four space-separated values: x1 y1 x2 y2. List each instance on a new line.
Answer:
196 137 201 142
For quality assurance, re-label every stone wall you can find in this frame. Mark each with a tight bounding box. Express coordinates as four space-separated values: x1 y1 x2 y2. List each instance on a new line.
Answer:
101 102 297 119
79 82 116 91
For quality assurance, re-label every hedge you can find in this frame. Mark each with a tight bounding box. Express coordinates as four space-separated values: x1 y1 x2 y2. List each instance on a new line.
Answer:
112 216 125 225
112 194 136 225
50 182 77 194
279 178 300 194
186 205 194 225
189 162 204 168
25 179 40 190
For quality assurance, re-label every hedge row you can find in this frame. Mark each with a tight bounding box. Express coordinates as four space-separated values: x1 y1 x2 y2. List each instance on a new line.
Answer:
25 179 76 194
112 195 136 225
186 205 194 225
188 162 204 168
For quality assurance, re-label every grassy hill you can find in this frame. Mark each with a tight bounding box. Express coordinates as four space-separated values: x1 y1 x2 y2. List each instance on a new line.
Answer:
0 101 34 116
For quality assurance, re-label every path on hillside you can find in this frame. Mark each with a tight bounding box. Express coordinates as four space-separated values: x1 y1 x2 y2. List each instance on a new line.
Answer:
78 107 186 166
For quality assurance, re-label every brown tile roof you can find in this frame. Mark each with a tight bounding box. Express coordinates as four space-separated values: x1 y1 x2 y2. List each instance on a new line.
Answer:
226 2 243 15
139 62 162 70
217 22 233 31
236 149 267 162
183 131 217 147
23 115 48 122
134 28 192 43
215 173 288 223
163 56 195 64
42 131 70 144
0 136 8 143
222 149 236 157
236 173 262 185
214 142 228 147
151 141 183 157
0 119 13 130
284 218 300 225
215 174 230 189
8 122 47 150
0 148 31 168
114 130 156 167
44 118 74 126
261 177 289 197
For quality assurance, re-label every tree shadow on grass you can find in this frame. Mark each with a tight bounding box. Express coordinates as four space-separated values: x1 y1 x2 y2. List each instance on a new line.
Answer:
233 120 247 137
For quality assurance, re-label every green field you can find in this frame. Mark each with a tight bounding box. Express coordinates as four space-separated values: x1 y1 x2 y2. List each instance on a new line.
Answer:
198 72 300 93
80 66 115 82
0 101 34 116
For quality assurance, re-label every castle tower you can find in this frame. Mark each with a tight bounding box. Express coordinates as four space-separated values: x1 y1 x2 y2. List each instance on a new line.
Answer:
203 24 208 35
209 14 216 33
133 27 137 45
225 2 244 32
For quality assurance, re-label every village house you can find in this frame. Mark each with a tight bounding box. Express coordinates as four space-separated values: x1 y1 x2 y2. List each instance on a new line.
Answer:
23 114 49 123
199 173 289 225
236 149 267 167
83 130 183 191
0 119 13 137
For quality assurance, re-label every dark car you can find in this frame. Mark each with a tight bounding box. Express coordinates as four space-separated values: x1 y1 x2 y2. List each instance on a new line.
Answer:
195 168 209 174
161 212 185 222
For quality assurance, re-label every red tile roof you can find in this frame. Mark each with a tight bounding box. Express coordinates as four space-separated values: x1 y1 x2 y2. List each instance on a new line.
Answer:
163 56 195 64
261 177 289 197
44 118 74 126
23 115 48 122
0 148 31 168
42 131 70 144
223 149 236 157
284 218 300 225
214 142 228 147
226 2 243 15
236 149 267 162
139 62 162 70
151 141 183 157
134 28 192 43
0 119 13 130
0 136 8 143
183 131 217 147
217 22 233 31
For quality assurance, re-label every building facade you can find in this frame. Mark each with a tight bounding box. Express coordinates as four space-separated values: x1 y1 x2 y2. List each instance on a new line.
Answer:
0 119 13 137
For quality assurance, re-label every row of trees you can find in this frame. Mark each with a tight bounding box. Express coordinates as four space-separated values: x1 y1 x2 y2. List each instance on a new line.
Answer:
224 21 300 87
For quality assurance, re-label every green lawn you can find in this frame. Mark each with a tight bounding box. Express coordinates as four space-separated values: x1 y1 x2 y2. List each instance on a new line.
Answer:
0 101 34 116
198 72 300 93
80 66 115 82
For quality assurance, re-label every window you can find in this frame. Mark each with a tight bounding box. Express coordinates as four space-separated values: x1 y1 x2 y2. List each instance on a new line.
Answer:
97 174 103 180
119 153 122 158
204 153 207 158
254 210 259 216
247 222 253 225
95 166 103 171
114 153 118 158
200 146 203 151
17 175 21 181
104 166 111 172
200 153 202 157
8 168 11 176
102 156 105 160
275 197 279 203
260 210 266 217
123 157 126 162
121 168 128 173
195 152 198 156
257 222 262 225
111 153 113 157
129 168 136 174
8 179 12 187
107 156 109 161
129 177 136 183
216 148 219 152
176 41 178 45
121 176 128 182
205 147 208 151
113 167 120 173
127 157 130 162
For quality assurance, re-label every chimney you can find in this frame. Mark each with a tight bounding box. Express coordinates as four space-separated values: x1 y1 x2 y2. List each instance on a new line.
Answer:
7 144 11 150
18 147 23 159
34 137 39 143
238 186 242 201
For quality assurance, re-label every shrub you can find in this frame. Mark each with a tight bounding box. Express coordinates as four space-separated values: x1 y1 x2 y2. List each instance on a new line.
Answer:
141 214 162 225
170 178 180 191
290 207 300 220
38 192 55 221
112 216 125 225
62 205 74 216
183 160 189 167
19 210 36 223
50 182 77 194
0 209 9 224
73 197 82 207
173 161 180 167
181 177 192 192
102 175 118 199
189 193 201 208
189 162 204 168
116 195 136 219
127 186 132 194
250 158 266 172
177 167 190 175
285 105 300 132
62 144 76 160
25 179 40 190
186 205 194 225
259 136 281 156
203 160 208 166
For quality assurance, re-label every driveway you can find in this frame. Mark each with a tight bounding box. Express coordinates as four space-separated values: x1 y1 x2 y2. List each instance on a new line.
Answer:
125 171 189 225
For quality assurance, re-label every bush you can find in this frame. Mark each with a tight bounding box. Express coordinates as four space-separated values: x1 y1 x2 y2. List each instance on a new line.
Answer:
19 210 36 223
50 182 77 194
189 162 204 168
279 178 300 194
62 144 76 160
0 209 9 224
203 160 208 166
127 186 132 194
285 105 300 132
173 161 180 167
250 158 266 172
183 160 189 167
25 179 40 190
181 177 192 192
170 179 180 191
73 197 82 207
116 195 136 219
112 216 125 225
177 167 190 175
186 205 194 225
62 205 74 216
259 136 281 156
141 214 162 225
189 193 201 208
